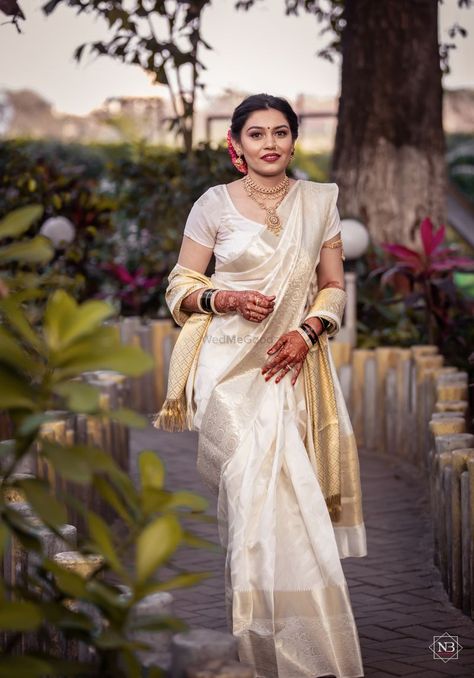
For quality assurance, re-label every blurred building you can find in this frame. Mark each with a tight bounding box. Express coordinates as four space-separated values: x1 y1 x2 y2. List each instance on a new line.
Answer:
0 86 472 149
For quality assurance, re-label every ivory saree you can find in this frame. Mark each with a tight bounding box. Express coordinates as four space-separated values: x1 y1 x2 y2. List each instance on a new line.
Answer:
155 180 367 677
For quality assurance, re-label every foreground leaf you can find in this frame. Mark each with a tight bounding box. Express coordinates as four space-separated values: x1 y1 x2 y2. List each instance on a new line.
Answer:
136 515 182 584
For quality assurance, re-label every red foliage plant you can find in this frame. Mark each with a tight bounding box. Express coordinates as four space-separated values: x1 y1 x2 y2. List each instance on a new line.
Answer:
378 217 474 344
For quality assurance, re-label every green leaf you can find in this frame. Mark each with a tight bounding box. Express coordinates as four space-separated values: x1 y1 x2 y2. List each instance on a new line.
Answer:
42 558 88 598
18 478 67 527
0 522 10 561
87 511 125 576
43 289 77 351
55 345 155 379
41 441 118 484
93 476 133 525
0 297 42 350
3 508 43 552
141 487 169 515
39 601 94 632
61 299 115 347
0 365 38 410
137 571 211 598
0 601 42 631
50 325 118 366
53 381 100 413
0 326 42 376
106 407 147 428
139 451 165 490
94 628 128 650
0 235 54 264
127 613 187 633
119 650 142 678
164 490 209 512
147 668 166 678
0 656 50 677
17 412 59 437
136 515 182 584
0 204 43 239
44 291 115 351
181 530 221 552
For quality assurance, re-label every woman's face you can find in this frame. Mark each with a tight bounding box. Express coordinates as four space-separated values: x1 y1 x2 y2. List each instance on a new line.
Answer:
232 108 295 177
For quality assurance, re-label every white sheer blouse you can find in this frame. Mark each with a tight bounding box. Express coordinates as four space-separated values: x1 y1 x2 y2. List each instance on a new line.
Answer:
183 181 341 267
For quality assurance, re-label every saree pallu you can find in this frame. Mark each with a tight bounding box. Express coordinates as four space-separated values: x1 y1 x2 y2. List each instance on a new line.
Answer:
168 182 366 677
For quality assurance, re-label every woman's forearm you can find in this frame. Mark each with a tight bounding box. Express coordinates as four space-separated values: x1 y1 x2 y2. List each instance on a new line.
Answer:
180 288 239 314
302 316 324 336
180 287 207 313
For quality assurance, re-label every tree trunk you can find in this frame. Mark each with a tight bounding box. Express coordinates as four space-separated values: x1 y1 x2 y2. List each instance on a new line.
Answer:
332 0 446 247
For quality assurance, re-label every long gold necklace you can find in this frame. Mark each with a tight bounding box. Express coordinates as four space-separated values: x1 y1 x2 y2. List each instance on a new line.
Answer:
242 174 290 236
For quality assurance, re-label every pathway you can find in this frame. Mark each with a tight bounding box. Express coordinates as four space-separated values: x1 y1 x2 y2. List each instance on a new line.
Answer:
131 425 474 677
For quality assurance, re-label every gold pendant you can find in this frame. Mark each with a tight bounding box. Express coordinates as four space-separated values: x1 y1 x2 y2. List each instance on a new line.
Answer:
265 209 281 236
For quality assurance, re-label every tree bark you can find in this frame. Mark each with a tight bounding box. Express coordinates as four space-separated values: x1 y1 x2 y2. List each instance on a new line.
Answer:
332 0 446 247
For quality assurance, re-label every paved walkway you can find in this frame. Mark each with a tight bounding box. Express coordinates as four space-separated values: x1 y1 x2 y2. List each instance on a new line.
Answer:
131 425 474 677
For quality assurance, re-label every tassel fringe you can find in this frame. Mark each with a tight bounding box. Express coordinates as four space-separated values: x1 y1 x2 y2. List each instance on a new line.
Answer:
152 397 187 432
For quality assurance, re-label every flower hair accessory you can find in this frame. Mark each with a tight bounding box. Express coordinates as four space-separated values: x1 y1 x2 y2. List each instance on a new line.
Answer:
226 128 247 174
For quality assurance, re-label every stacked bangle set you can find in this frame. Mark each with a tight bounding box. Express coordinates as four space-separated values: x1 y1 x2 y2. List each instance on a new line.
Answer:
197 288 226 315
296 318 332 348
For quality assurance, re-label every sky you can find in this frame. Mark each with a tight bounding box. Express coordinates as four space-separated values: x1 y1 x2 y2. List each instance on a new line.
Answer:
0 0 473 116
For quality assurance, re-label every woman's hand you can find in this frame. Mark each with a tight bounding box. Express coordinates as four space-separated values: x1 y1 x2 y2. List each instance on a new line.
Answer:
214 290 276 323
261 330 310 386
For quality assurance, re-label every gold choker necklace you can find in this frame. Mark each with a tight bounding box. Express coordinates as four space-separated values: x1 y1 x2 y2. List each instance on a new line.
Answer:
242 175 290 236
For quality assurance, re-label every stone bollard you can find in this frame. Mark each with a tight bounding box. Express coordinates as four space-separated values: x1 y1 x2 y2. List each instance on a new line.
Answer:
468 459 474 621
394 349 412 460
329 341 352 374
434 452 451 586
1 472 36 504
3 500 77 593
375 347 400 456
414 355 444 465
151 319 175 410
460 470 471 616
430 435 474 570
450 449 474 610
411 345 439 359
138 324 157 412
0 440 36 475
338 363 352 407
350 349 374 448
443 463 453 596
51 552 104 662
171 629 239 678
435 400 469 415
435 434 474 457
123 589 175 671
430 417 466 438
436 372 469 404
384 367 397 457
363 354 377 453
186 658 256 678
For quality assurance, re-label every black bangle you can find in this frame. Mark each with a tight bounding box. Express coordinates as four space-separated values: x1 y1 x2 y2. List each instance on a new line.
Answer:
299 323 318 345
199 288 216 313
319 317 332 332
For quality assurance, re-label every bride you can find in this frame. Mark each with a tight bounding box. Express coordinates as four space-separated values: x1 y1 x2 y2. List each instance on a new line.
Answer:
154 93 367 678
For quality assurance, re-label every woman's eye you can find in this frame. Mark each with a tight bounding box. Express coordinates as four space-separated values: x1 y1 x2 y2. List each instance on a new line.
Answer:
250 131 287 138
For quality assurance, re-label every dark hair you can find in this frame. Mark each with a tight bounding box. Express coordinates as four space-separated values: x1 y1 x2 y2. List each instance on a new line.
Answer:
230 93 299 144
